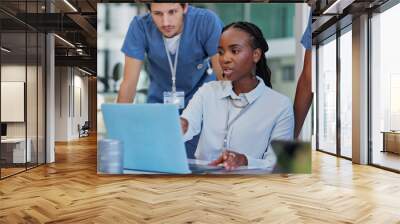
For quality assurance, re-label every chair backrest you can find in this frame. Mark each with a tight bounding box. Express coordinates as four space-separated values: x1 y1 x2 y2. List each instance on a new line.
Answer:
82 121 90 129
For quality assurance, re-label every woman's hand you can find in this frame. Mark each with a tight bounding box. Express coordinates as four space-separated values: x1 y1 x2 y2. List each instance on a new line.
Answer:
209 150 248 171
180 118 188 134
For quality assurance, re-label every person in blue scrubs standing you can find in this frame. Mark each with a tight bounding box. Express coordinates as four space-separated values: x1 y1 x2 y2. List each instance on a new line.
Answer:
117 3 223 158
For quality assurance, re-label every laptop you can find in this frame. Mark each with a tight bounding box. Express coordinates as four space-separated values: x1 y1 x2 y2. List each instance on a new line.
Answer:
101 103 224 174
271 140 311 173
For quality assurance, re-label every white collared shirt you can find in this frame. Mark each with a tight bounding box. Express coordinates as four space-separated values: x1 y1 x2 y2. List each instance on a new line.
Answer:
181 77 294 169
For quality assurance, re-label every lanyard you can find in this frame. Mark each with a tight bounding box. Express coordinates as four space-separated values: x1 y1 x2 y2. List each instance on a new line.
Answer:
222 95 257 149
163 37 180 93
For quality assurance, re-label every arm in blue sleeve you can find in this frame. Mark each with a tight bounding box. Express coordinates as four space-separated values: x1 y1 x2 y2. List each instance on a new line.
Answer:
201 11 224 57
121 16 147 60
301 11 312 50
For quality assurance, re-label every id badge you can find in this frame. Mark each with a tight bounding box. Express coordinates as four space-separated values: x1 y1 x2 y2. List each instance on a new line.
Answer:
163 91 185 109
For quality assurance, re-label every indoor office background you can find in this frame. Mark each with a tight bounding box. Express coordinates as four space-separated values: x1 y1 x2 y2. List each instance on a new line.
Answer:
1 0 400 222
313 0 400 172
97 3 309 136
0 0 97 179
2 0 399 177
0 0 46 179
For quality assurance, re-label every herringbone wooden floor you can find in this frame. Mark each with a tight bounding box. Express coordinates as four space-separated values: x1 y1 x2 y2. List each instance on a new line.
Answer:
0 135 400 224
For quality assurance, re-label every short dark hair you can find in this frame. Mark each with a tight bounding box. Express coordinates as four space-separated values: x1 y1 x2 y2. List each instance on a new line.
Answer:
146 3 186 11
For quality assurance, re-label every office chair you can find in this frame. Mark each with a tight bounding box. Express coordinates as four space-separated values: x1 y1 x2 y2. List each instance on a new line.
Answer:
78 121 90 138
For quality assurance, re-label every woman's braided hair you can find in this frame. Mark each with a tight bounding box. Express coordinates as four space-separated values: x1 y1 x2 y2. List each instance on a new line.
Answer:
222 22 272 88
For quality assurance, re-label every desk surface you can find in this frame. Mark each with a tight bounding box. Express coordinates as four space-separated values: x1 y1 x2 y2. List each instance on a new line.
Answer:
120 159 274 175
1 138 27 143
381 131 400 134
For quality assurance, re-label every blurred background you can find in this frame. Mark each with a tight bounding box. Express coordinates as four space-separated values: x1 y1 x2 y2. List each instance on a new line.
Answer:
97 3 311 137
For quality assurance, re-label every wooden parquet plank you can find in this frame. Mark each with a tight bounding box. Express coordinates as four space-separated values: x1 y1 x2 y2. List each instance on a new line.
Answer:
1 135 400 223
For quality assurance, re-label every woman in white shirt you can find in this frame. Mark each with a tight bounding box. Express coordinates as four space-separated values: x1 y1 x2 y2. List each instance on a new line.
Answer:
181 22 294 171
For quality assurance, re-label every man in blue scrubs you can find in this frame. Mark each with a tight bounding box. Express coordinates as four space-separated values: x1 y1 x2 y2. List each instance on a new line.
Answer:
117 3 223 158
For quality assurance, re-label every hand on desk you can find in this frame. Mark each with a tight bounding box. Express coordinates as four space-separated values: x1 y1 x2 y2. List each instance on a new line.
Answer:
209 150 248 171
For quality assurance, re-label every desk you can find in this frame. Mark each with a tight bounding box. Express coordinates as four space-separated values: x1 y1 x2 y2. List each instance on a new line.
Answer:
381 131 400 154
1 138 31 163
120 159 274 175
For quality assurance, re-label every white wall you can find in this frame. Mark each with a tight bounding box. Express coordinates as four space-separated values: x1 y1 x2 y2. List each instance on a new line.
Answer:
72 73 89 138
1 65 26 140
1 64 46 163
55 66 69 141
55 67 89 141
1 65 25 126
1 65 41 137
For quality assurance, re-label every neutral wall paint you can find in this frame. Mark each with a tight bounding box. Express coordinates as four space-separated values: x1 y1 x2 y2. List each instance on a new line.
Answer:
54 67 89 141
1 65 46 164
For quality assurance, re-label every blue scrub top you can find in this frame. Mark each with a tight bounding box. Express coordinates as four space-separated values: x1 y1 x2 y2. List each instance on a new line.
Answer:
121 6 224 107
301 11 312 50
